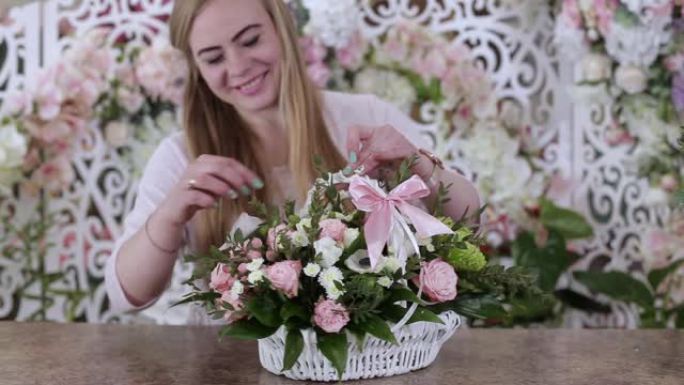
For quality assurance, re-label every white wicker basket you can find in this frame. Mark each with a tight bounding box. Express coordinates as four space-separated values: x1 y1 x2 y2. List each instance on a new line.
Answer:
258 311 461 382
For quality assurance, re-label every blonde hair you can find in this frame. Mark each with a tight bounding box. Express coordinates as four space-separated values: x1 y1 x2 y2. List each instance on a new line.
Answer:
170 0 346 252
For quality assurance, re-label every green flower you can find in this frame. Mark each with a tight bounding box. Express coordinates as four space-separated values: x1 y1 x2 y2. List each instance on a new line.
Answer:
446 242 486 271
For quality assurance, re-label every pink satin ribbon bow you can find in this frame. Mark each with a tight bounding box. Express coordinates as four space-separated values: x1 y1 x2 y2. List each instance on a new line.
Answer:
349 175 453 269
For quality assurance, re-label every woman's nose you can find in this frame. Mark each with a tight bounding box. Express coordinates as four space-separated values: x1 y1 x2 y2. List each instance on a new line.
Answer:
226 53 251 81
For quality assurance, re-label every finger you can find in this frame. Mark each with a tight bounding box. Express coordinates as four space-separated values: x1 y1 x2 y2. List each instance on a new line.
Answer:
184 189 218 211
356 153 380 176
346 124 374 163
195 155 263 195
187 173 239 200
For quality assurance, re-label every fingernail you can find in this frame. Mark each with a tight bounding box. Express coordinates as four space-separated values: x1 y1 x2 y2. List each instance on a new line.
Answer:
251 178 264 189
349 151 357 164
226 189 239 199
240 185 251 196
343 166 353 176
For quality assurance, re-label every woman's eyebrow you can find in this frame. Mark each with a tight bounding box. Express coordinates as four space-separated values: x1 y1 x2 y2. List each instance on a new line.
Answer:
196 24 262 57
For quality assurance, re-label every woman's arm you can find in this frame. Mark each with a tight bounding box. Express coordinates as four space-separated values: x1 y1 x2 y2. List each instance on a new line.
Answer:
410 151 481 224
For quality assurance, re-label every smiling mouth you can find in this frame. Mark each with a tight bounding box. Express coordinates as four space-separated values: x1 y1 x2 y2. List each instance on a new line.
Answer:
234 71 268 93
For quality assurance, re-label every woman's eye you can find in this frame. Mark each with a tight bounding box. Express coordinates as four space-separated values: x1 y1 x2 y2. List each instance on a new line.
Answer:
207 55 224 65
243 35 260 47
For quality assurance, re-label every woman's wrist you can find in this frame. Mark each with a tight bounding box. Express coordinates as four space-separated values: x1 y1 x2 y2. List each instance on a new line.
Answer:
145 210 185 254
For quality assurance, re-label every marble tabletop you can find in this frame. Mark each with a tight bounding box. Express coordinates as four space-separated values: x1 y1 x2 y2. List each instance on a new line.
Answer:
0 322 682 384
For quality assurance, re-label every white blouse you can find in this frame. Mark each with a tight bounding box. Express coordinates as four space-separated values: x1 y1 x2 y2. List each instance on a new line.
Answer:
104 91 433 320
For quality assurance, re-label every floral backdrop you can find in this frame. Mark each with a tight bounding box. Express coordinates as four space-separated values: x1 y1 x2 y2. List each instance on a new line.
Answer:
0 0 682 327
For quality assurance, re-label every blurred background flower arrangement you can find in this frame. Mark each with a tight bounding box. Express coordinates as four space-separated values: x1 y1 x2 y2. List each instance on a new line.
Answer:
0 0 682 327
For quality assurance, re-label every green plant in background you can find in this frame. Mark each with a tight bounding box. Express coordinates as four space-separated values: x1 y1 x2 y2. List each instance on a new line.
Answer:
487 199 605 326
0 190 87 321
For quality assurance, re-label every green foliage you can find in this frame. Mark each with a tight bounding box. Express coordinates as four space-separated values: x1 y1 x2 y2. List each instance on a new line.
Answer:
219 318 279 340
539 199 594 240
317 331 348 379
357 313 398 344
574 271 654 308
342 275 386 323
512 230 579 292
246 293 283 328
282 329 305 372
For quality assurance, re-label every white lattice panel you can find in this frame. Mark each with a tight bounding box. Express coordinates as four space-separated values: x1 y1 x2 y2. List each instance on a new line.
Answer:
0 0 659 327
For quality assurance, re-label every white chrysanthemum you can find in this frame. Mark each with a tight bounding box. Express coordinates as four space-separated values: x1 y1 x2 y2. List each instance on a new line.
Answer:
291 229 310 248
383 257 402 274
325 285 345 300
304 262 322 278
302 0 361 48
246 258 264 272
318 266 344 289
314 237 343 268
248 270 265 285
353 67 416 114
343 228 360 248
231 281 244 296
377 276 393 288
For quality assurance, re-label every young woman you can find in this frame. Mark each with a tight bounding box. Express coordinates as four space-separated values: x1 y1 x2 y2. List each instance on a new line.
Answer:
105 0 480 318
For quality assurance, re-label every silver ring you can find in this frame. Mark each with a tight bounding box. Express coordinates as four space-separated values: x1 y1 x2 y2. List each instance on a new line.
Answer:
186 179 197 190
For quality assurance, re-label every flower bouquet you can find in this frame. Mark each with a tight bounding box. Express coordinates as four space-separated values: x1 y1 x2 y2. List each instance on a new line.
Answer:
179 160 538 381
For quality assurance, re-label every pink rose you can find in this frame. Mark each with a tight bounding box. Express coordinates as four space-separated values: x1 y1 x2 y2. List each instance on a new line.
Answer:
237 263 249 275
415 259 458 303
319 219 347 244
210 263 236 293
266 260 302 298
313 299 350 333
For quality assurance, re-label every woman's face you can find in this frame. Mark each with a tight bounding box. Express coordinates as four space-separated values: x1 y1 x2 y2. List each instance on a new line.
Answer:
189 0 282 115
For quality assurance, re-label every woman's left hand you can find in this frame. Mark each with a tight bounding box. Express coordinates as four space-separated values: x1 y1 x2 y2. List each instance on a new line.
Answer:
345 124 419 178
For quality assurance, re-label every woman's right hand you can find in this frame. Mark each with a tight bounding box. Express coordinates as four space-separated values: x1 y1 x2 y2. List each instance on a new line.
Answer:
154 154 264 228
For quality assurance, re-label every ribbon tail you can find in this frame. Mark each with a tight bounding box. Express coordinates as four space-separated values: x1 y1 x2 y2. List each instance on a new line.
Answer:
392 209 420 272
398 202 453 238
364 204 392 269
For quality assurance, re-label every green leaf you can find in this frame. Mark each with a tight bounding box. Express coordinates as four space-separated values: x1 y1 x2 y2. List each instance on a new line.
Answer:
280 300 309 322
540 199 593 239
648 259 684 291
574 271 654 308
446 294 506 320
282 329 304 372
219 318 278 340
345 323 367 351
554 289 611 313
407 306 444 325
385 287 423 305
170 291 220 308
359 314 397 344
317 331 348 379
511 231 575 292
246 294 282 327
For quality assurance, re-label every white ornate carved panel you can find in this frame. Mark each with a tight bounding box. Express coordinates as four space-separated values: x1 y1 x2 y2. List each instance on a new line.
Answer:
0 0 662 327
